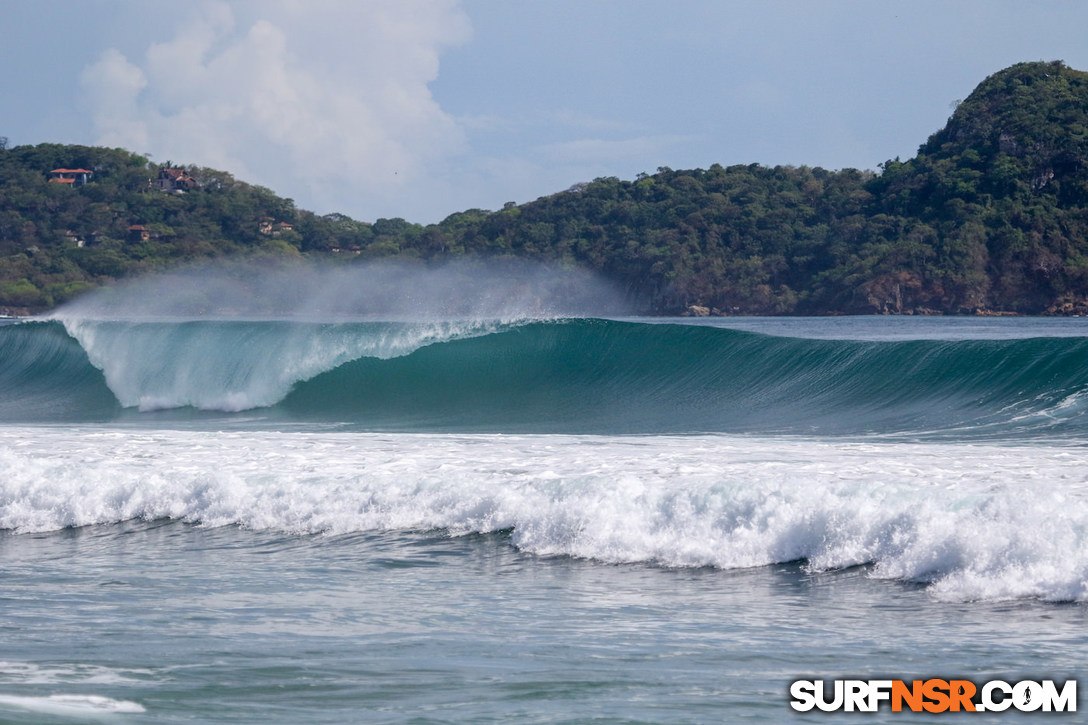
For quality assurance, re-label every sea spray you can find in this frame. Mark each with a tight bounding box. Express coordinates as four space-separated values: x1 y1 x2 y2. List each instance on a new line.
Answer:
43 258 630 412
50 257 631 322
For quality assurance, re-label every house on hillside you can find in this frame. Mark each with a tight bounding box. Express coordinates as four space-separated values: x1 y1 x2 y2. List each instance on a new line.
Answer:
258 219 295 236
127 224 151 242
63 230 86 248
153 167 195 192
49 168 93 186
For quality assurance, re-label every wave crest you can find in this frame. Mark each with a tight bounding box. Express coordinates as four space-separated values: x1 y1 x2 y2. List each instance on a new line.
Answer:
2 318 1088 436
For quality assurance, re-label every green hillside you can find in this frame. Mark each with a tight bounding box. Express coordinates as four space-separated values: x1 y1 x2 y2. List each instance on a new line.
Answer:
3 60 1088 316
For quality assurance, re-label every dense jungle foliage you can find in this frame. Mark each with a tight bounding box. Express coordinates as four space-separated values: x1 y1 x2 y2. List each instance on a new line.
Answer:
2 60 1088 315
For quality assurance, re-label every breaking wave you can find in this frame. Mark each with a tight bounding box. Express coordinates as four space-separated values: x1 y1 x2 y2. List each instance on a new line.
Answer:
1 318 1087 437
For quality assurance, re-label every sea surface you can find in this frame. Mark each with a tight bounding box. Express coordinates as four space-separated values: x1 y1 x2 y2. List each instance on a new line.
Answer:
1 313 1086 723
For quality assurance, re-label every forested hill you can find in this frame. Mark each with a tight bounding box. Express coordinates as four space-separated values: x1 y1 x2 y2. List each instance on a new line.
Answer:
3 60 1088 316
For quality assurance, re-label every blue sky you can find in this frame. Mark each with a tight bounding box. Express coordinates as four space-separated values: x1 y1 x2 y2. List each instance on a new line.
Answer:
3 0 1088 223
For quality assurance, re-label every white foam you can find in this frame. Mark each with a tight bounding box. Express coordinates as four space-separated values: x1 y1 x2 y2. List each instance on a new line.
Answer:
2 428 1087 602
0 693 145 715
0 661 153 686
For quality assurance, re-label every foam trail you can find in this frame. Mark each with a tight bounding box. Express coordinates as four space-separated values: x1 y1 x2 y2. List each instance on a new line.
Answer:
0 661 154 686
0 694 145 715
2 428 1086 603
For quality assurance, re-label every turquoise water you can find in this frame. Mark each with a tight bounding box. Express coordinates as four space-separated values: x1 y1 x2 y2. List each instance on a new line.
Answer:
6 317 1088 437
1 314 1086 722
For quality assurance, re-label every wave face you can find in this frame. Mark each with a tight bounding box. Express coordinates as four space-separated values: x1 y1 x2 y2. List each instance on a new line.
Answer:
0 321 119 422
3 318 1088 437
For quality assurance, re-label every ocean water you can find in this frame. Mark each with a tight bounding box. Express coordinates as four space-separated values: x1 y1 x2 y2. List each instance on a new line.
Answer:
1 313 1087 723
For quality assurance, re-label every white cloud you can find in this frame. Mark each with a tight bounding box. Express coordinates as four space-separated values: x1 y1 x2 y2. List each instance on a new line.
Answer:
80 49 150 152
79 0 471 219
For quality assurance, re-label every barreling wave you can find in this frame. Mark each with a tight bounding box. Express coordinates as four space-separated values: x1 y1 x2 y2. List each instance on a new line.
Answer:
2 318 1088 437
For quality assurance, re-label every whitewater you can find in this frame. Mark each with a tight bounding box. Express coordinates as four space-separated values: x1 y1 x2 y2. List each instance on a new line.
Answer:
1 280 1086 721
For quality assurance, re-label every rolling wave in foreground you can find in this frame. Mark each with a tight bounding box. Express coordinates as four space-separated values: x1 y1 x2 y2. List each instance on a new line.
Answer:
2 427 1087 603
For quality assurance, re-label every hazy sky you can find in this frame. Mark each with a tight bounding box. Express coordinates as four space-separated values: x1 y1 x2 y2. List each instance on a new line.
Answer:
3 1 1087 223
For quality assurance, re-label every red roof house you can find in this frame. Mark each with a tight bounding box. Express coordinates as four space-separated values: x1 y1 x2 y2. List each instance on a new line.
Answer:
49 168 93 186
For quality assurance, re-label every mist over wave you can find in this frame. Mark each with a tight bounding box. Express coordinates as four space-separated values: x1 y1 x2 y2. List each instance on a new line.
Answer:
31 259 632 413
51 258 631 322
